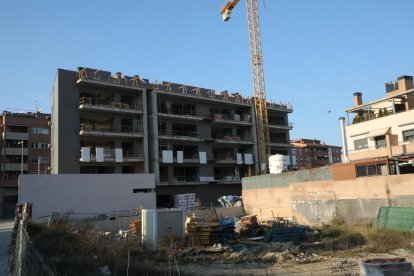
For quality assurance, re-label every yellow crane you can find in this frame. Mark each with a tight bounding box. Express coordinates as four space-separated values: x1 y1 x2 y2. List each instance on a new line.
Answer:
220 0 270 174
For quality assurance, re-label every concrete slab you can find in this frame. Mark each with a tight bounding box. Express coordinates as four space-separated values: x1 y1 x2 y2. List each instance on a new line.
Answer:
0 219 14 276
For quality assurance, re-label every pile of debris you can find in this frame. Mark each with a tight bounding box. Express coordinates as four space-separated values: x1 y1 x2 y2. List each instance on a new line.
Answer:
235 215 259 237
218 195 243 208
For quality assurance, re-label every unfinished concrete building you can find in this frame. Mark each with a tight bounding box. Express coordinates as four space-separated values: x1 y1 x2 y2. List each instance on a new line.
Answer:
51 67 293 205
51 68 149 174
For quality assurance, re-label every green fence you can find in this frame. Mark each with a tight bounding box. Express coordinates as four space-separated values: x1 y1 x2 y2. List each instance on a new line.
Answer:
374 207 414 232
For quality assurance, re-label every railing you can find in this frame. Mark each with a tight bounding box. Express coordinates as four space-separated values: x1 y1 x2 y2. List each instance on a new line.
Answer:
212 153 235 161
158 152 199 160
80 123 143 134
215 175 240 182
211 113 251 122
81 148 144 161
159 130 200 138
79 96 142 111
212 135 253 142
158 107 205 117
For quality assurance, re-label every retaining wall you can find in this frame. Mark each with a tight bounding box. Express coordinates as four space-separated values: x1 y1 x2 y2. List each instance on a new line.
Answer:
242 168 414 225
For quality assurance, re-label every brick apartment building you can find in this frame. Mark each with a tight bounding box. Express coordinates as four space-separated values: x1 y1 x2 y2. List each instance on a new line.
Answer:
51 67 293 206
290 138 342 169
0 111 50 218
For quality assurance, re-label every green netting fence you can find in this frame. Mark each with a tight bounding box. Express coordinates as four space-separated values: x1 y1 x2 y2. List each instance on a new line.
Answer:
374 207 414 232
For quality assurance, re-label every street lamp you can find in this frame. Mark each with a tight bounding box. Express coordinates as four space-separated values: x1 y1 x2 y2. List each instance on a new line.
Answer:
18 140 24 175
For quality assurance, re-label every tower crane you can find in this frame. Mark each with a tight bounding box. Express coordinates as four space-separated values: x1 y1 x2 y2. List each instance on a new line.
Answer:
220 0 270 174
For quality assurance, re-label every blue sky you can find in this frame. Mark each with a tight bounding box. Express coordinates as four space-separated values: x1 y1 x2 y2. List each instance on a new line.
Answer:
1 1 413 146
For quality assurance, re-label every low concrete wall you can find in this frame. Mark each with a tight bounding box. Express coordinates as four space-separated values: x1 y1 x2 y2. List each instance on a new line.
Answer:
19 174 156 220
242 173 414 225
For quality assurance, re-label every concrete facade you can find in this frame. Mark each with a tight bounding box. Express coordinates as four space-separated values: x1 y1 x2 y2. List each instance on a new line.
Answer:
18 174 156 220
242 168 414 225
51 68 149 174
0 111 51 218
51 67 293 206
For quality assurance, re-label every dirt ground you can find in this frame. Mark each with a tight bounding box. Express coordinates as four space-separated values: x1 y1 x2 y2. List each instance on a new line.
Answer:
153 250 414 275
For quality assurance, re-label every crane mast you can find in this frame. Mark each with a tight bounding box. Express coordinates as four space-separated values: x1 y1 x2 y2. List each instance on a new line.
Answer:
220 0 271 174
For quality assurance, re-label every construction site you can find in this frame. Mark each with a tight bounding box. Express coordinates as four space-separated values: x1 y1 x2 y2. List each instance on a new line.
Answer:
2 0 414 275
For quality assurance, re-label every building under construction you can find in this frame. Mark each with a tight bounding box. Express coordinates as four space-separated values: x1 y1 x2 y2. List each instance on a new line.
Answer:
51 67 293 206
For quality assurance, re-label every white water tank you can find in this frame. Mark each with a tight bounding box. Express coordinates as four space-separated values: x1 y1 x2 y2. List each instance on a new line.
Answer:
269 154 289 174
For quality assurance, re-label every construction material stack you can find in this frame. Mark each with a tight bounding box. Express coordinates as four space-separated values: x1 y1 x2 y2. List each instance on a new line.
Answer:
129 220 142 237
174 193 196 210
186 215 220 246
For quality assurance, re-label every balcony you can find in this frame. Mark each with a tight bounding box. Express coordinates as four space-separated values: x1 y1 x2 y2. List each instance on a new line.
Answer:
210 113 253 126
79 123 143 138
348 140 414 161
158 108 205 121
2 148 28 155
211 153 236 164
2 163 28 171
269 139 291 147
79 97 143 115
215 175 241 183
158 130 204 142
80 148 144 163
158 175 208 185
268 121 294 130
0 179 18 188
4 131 28 140
212 135 254 145
267 102 293 112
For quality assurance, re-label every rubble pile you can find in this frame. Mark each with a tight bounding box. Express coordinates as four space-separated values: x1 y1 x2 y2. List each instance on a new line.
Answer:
235 215 259 237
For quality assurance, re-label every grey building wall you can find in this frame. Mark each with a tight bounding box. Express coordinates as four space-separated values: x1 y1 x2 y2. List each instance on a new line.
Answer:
19 174 156 219
242 166 332 190
51 69 80 173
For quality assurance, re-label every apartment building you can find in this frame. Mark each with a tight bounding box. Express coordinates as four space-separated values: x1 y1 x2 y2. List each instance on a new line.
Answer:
339 75 414 178
51 67 293 205
51 68 149 174
0 111 50 218
290 138 341 169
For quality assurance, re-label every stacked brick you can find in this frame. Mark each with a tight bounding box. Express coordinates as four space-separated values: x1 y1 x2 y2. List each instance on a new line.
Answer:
174 193 197 210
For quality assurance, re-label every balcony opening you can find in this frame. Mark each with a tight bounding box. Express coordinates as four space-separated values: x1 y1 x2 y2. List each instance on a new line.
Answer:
211 127 232 140
6 125 28 133
159 166 169 182
213 147 234 160
170 102 196 116
173 145 198 159
172 124 197 137
269 132 287 144
268 115 286 126
211 107 231 120
173 166 198 182
121 118 142 133
214 167 239 182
